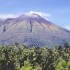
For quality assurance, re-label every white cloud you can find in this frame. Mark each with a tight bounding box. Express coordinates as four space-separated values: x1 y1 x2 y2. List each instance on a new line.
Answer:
0 14 19 19
0 11 51 20
64 26 70 30
28 11 51 20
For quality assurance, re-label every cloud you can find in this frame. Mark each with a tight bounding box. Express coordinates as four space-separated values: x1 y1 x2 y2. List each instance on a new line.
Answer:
64 26 70 30
28 11 51 20
0 14 19 19
0 11 51 20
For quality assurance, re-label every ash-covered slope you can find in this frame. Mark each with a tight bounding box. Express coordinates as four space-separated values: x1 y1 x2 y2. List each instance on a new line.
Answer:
0 13 70 48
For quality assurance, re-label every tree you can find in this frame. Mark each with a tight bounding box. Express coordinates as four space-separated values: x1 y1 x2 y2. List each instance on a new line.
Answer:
55 59 67 70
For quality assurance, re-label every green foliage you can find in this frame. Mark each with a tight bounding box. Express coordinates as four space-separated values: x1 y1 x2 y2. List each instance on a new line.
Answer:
21 61 32 70
55 59 67 70
20 60 42 70
0 43 70 70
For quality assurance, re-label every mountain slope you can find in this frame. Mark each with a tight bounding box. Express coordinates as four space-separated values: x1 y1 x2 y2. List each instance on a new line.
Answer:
0 13 70 48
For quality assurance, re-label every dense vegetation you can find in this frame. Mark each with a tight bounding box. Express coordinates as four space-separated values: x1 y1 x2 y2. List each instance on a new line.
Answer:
0 43 70 70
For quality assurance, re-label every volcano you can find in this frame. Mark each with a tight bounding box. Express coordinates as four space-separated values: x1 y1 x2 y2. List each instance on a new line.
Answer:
0 13 70 48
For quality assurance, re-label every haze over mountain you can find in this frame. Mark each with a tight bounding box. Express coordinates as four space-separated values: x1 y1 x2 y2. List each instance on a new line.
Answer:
0 13 70 48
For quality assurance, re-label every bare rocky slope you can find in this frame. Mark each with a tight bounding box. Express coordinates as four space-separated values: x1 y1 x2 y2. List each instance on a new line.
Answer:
0 13 70 48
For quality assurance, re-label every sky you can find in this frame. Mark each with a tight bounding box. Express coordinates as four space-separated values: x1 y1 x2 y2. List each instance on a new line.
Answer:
0 0 70 29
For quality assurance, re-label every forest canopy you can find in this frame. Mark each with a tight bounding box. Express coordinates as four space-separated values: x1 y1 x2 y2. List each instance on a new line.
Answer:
0 43 70 70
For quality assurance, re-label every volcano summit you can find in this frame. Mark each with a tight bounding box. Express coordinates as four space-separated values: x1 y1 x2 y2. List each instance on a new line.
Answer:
0 13 70 48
